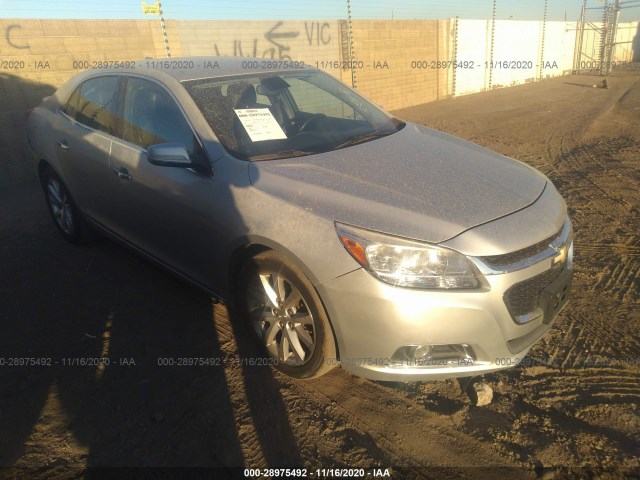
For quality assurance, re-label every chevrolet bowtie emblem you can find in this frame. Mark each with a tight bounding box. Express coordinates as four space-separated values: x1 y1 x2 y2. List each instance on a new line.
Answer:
552 244 568 266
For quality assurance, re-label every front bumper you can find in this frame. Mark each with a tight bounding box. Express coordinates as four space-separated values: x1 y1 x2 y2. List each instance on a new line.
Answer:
316 246 572 382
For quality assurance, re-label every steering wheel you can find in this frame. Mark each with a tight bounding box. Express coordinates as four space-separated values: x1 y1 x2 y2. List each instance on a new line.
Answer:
298 113 326 132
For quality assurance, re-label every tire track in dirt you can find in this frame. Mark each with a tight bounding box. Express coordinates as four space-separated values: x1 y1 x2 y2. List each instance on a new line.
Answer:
303 371 528 478
545 301 640 372
394 72 640 473
581 140 640 183
212 308 270 470
596 257 640 302
575 242 640 256
518 367 640 403
211 306 529 479
538 77 640 375
509 367 640 460
212 306 417 474
555 137 633 216
469 73 640 468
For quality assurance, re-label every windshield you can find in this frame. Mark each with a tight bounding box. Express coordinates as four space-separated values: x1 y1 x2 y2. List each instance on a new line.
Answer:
183 70 405 161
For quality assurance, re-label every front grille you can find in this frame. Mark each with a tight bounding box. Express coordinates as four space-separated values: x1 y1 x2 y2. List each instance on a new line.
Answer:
482 227 562 269
503 268 563 320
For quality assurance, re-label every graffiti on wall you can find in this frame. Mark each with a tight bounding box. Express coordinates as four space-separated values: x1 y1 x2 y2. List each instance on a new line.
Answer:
4 24 31 50
211 21 332 59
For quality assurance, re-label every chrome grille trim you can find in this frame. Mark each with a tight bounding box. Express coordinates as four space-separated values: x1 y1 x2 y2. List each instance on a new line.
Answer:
474 219 572 274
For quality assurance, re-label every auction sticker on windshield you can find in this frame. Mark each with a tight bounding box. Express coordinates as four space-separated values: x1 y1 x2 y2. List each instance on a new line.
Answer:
234 108 287 142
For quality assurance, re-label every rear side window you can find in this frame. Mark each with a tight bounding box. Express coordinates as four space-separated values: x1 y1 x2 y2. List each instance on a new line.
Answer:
121 77 196 153
63 76 119 134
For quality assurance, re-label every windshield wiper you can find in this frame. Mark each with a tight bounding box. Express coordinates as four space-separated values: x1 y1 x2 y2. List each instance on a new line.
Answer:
248 149 314 161
335 130 393 149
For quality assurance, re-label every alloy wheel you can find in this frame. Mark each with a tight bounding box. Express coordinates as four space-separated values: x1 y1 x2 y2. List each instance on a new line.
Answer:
46 177 75 236
246 271 316 366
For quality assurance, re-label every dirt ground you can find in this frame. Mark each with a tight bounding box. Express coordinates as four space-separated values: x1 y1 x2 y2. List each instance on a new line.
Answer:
1 70 639 479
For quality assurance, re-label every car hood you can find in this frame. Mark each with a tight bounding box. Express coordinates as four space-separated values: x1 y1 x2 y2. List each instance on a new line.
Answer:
248 123 547 244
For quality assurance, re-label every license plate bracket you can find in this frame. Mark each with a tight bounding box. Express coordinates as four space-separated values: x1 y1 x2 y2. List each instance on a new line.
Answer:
541 268 572 324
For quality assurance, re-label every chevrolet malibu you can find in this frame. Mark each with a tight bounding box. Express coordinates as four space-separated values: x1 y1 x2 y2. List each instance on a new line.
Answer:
26 57 573 380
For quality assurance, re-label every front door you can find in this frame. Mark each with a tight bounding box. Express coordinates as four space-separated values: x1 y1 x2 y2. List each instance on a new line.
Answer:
105 76 223 291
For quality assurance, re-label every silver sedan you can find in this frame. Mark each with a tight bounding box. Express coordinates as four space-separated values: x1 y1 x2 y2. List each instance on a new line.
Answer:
26 57 573 380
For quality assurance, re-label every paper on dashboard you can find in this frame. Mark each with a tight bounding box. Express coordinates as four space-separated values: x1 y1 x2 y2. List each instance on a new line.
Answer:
234 108 287 142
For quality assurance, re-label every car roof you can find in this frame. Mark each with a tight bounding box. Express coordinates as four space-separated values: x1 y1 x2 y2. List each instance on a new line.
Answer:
87 56 316 83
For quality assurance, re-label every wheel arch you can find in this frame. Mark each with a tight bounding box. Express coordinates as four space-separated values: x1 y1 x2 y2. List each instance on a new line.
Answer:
38 159 68 189
226 237 341 360
226 236 324 292
37 158 52 183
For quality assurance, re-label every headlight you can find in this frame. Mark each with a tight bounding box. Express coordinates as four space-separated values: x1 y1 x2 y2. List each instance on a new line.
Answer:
336 223 482 289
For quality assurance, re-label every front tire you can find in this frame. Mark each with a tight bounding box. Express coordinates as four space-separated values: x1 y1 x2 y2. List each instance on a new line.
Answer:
239 251 337 379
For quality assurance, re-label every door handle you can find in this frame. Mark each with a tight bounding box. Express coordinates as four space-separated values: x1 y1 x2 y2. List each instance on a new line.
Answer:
112 166 132 181
57 139 70 150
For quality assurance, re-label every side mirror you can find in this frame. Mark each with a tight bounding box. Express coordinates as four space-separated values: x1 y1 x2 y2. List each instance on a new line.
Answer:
147 142 192 168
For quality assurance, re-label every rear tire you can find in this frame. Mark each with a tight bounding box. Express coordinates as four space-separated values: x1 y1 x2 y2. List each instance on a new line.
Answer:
238 250 337 379
40 166 92 244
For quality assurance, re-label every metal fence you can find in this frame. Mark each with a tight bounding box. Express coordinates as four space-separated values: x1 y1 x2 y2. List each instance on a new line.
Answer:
573 0 640 75
343 0 639 102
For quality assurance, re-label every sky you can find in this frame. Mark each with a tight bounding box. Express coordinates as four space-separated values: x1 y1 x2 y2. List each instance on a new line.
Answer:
0 0 638 22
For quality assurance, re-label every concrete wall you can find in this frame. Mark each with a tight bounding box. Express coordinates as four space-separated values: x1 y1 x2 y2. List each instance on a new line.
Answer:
1 18 638 186
454 20 577 95
491 20 541 88
173 20 339 65
542 22 576 77
454 20 491 95
614 21 639 62
350 20 452 111
0 19 170 185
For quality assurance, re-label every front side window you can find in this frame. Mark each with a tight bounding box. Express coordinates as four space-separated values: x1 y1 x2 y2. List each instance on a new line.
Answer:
121 77 197 153
183 70 404 161
64 76 118 134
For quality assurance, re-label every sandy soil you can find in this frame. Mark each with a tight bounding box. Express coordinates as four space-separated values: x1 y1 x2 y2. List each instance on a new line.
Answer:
0 70 639 479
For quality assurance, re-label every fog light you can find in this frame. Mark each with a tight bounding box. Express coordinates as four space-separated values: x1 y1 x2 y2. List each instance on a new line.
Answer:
391 343 480 368
413 345 432 359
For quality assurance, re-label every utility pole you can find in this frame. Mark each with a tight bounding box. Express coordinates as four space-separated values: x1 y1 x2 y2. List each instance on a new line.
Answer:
539 0 548 80
346 0 356 88
600 0 621 75
573 0 587 72
158 1 171 58
606 0 622 74
488 0 496 90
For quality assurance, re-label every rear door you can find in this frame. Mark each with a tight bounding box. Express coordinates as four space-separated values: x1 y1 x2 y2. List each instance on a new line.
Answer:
52 76 119 222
